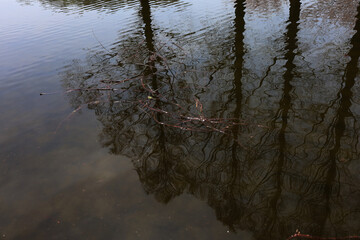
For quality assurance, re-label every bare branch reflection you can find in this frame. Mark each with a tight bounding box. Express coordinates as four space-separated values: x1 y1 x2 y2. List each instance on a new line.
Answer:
56 0 360 239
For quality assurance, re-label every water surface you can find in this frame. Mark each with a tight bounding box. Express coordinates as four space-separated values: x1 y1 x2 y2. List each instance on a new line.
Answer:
1 0 360 239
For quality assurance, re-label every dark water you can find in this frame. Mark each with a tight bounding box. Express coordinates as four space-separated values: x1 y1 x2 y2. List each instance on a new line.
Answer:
1 0 360 239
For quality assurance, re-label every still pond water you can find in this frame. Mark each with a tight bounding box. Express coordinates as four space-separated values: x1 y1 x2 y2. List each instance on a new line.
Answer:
1 0 360 239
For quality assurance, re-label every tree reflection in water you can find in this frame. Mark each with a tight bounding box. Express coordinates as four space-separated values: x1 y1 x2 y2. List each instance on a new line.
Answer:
58 0 360 239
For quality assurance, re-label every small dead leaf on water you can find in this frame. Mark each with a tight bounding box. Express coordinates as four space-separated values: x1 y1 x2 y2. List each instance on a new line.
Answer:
195 97 203 113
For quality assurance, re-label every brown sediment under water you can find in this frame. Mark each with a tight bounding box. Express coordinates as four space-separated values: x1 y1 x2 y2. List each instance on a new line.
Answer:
1 0 360 239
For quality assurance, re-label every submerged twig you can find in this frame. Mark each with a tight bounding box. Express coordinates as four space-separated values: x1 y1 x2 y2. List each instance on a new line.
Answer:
42 41 265 147
286 231 360 240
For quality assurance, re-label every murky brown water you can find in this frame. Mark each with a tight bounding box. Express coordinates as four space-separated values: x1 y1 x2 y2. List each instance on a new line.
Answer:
1 0 360 239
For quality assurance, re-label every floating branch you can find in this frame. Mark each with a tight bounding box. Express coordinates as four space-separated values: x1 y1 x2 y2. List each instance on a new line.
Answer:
42 41 267 147
286 230 360 240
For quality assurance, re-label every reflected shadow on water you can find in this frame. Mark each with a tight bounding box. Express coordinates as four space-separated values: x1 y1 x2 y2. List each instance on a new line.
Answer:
20 0 360 238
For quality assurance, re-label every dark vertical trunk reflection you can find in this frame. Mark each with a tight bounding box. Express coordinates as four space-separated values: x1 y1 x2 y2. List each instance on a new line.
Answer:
223 0 246 231
138 0 173 203
316 1 360 235
231 0 246 152
264 0 301 235
140 0 155 52
231 0 245 120
139 0 157 88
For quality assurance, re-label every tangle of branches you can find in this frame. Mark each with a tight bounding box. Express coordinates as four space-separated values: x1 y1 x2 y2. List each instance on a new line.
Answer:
41 41 266 145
